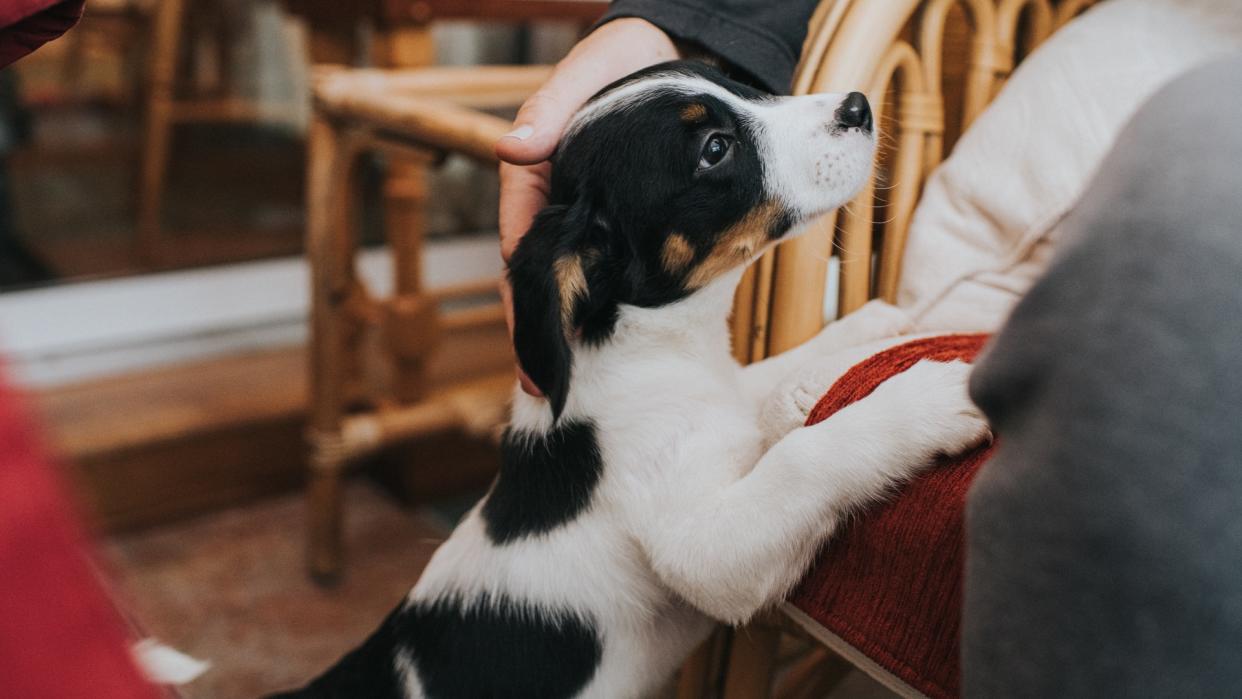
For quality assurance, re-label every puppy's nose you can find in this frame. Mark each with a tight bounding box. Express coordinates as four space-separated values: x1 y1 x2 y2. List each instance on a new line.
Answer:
835 92 872 131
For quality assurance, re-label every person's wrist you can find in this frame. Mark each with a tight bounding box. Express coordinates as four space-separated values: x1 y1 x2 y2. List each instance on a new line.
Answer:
589 17 724 76
585 17 680 62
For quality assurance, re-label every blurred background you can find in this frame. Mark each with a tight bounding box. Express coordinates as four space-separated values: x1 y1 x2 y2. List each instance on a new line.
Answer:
2 0 587 289
0 1 599 696
0 2 908 696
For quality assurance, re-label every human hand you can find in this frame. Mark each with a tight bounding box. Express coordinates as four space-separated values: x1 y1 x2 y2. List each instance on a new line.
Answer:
496 18 681 396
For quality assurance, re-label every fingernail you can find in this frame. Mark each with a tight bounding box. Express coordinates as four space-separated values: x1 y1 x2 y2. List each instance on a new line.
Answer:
504 124 534 140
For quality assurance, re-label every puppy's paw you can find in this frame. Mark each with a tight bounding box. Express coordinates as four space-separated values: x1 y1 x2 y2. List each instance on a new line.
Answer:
874 359 991 460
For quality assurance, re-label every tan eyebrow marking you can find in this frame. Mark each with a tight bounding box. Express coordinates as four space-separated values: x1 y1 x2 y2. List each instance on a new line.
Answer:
685 202 780 289
554 255 587 334
661 234 696 272
680 103 708 123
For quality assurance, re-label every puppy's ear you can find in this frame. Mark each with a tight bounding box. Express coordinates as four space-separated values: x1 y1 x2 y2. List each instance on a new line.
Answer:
507 202 594 420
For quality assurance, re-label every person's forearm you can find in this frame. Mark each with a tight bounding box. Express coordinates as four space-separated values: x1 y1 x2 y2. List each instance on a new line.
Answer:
596 0 821 94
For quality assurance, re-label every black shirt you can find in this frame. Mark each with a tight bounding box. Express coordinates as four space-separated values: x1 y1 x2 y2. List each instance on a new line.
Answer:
597 0 822 94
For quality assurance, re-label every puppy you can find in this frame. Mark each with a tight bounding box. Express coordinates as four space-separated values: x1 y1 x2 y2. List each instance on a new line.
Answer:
272 61 988 698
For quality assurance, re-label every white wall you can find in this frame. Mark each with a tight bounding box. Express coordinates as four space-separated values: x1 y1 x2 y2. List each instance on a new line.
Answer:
0 236 502 386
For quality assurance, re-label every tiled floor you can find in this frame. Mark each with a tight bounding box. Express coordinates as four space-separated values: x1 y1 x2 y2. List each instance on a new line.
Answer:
104 483 447 698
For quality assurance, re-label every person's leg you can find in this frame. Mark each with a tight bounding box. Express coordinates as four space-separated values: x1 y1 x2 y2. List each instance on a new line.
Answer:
963 56 1242 698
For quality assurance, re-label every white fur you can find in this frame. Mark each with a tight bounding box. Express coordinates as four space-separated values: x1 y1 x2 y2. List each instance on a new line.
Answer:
754 94 877 221
402 72 988 698
567 72 875 227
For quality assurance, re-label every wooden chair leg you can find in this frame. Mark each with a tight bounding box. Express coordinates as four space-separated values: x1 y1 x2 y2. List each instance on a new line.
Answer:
137 0 184 263
306 464 345 584
374 24 438 403
384 159 438 403
305 111 356 583
773 646 853 699
721 623 782 699
137 98 172 262
677 627 731 699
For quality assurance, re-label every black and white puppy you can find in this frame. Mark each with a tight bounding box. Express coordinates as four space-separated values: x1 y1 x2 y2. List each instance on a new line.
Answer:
273 61 987 699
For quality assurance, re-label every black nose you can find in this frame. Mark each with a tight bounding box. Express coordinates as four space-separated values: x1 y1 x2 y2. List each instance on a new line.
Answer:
836 91 872 131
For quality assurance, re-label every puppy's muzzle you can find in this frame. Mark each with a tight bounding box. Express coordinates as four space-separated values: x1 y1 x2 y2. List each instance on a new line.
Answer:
835 91 873 132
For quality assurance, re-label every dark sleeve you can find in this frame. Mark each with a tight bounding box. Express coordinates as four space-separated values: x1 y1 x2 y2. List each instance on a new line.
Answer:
596 0 821 95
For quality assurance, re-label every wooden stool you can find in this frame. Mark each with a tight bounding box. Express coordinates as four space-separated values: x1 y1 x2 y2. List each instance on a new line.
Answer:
139 0 606 264
304 64 555 583
138 0 258 261
137 0 428 265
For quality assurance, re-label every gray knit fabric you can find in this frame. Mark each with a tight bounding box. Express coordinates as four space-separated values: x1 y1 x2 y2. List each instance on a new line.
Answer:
964 56 1242 698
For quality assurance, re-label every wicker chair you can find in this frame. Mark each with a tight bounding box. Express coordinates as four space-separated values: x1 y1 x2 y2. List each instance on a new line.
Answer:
705 0 1100 696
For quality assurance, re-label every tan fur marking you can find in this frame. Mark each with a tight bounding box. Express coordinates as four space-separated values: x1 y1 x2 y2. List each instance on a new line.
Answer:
680 103 708 123
661 234 696 272
554 255 587 333
686 202 780 289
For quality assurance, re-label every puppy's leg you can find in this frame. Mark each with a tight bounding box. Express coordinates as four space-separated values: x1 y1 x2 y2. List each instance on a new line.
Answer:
739 300 909 408
641 359 987 625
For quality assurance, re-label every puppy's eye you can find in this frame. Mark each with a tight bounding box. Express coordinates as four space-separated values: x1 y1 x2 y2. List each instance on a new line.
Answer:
698 134 732 169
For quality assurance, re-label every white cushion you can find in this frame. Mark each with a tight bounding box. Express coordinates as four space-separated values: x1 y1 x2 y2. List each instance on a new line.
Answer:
897 0 1242 332
760 0 1242 442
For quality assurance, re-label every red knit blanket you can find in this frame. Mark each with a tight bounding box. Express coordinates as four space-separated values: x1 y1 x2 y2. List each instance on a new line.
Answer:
789 333 994 699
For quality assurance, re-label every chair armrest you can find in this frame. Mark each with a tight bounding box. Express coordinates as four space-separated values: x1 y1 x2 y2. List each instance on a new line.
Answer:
312 65 553 163
318 64 553 104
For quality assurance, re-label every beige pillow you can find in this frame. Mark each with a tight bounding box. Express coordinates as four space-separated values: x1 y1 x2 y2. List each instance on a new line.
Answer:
898 0 1242 333
760 0 1242 443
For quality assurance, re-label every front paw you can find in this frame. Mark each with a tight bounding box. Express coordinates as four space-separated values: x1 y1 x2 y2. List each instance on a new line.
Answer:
874 359 992 460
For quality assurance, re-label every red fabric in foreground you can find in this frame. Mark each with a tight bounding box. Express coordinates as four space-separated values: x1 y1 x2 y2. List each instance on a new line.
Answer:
0 0 83 68
788 333 994 699
0 369 160 699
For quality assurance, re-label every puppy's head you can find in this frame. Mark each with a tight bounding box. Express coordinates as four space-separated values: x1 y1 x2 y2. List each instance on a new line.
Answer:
509 61 875 418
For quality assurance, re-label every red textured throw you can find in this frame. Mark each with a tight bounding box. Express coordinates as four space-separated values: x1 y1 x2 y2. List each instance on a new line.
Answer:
0 368 161 699
788 334 994 699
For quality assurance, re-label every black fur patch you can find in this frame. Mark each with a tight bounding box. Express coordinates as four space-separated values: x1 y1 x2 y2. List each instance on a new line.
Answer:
268 595 602 699
483 419 603 545
405 595 602 697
